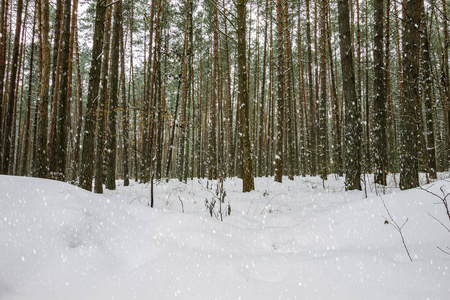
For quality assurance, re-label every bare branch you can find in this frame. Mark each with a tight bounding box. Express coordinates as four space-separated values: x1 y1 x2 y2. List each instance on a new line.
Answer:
380 196 413 262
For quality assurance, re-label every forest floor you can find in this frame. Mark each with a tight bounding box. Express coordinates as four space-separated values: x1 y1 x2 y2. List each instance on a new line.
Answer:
0 173 449 299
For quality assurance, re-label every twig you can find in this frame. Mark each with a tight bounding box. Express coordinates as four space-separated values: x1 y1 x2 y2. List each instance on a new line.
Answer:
178 196 184 213
260 193 288 215
380 196 413 262
129 195 149 204
437 246 450 256
427 212 450 233
418 185 450 221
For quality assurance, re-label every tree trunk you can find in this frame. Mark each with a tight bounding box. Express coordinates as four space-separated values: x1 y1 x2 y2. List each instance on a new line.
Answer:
327 6 342 176
400 0 421 190
35 0 51 178
21 5 37 176
0 0 10 164
318 0 328 181
420 0 437 180
237 0 254 192
177 0 190 182
274 0 285 183
105 0 122 190
305 0 316 176
54 0 72 181
79 0 107 191
373 0 387 186
120 2 129 186
94 3 112 193
338 0 362 190
2 0 23 174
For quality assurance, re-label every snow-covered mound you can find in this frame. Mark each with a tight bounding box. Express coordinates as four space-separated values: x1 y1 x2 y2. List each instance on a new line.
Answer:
0 174 449 299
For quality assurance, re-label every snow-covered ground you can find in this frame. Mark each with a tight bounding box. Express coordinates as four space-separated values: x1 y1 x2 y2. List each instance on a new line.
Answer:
0 174 449 299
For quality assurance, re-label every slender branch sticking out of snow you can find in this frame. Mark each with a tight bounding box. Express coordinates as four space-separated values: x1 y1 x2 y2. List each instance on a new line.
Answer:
380 196 413 262
178 197 185 213
437 246 450 256
427 212 450 234
418 184 450 221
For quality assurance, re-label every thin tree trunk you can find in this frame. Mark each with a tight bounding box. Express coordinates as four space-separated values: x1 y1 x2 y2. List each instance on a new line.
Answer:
420 0 437 180
318 0 328 182
21 4 37 176
275 0 285 183
327 6 342 176
105 0 122 190
66 0 78 180
120 2 129 186
35 0 51 178
0 0 10 163
177 0 190 182
237 0 254 192
2 0 23 174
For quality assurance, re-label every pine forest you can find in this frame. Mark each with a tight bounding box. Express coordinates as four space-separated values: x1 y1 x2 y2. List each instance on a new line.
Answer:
1 0 450 193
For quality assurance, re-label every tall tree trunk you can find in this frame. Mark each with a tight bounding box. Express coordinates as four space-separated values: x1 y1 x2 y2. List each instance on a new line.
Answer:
237 0 254 192
258 0 269 178
105 0 122 190
306 0 316 176
327 6 342 176
338 0 362 190
0 0 10 163
94 3 112 194
318 0 328 181
373 0 387 186
79 0 107 191
47 4 64 169
35 0 51 178
2 0 23 174
66 0 78 180
275 0 285 183
222 0 234 177
141 0 156 183
298 0 307 176
21 5 37 176
208 2 219 180
120 2 129 186
71 27 83 181
177 0 190 182
420 0 437 180
400 0 421 190
50 0 63 103
284 0 295 180
54 0 72 181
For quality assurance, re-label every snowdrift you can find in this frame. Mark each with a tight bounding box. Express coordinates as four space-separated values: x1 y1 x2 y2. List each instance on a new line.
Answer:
0 175 449 299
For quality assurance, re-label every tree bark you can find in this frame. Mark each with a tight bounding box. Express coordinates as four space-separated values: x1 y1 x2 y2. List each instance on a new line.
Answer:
400 0 421 190
54 0 72 181
79 0 107 191
274 0 285 183
105 0 122 190
2 0 23 174
237 0 254 192
338 0 362 190
373 0 387 185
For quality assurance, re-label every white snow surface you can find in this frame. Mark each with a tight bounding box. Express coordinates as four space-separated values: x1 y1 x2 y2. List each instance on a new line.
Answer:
0 174 449 300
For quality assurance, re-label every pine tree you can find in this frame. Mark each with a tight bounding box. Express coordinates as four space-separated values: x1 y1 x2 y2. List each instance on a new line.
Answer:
338 0 362 190
400 0 421 190
79 0 107 191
